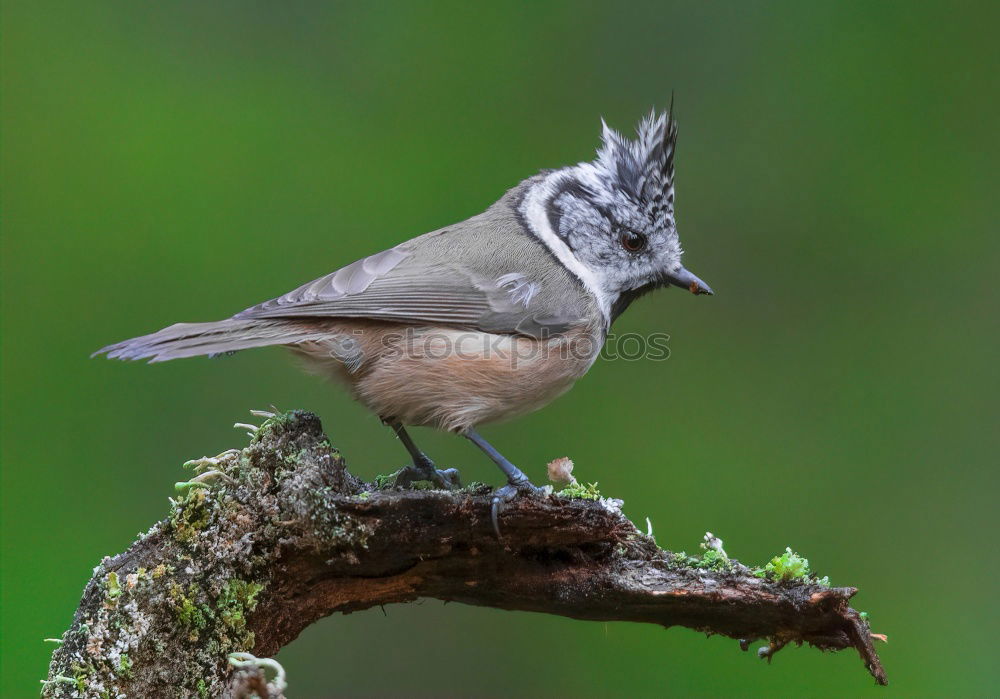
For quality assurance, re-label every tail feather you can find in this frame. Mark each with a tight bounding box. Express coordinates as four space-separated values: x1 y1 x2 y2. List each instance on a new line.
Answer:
93 319 337 363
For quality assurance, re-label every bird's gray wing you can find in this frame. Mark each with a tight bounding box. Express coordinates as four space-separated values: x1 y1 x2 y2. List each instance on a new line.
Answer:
233 203 597 338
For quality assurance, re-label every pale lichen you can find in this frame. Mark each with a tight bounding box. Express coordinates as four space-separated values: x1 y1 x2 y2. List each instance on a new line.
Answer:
556 481 602 500
42 411 346 697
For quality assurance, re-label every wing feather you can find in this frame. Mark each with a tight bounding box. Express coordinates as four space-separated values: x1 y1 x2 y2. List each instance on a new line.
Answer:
232 198 596 337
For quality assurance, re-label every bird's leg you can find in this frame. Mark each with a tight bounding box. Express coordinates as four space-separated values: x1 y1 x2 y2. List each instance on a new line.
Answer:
387 420 461 489
463 428 544 537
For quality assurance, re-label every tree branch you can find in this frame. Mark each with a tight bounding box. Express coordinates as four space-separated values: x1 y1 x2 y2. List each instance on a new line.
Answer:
43 411 887 697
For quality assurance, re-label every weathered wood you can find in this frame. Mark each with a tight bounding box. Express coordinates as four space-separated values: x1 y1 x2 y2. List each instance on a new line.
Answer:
42 411 886 697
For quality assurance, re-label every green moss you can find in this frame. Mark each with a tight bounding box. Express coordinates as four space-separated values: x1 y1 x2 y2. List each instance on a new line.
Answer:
70 662 91 693
197 678 209 699
118 653 132 679
372 467 459 490
249 411 295 444
667 549 733 571
166 575 265 652
170 487 213 545
556 481 602 500
373 471 398 489
216 578 264 644
105 571 121 600
169 583 210 640
668 551 697 567
697 549 733 572
752 547 828 584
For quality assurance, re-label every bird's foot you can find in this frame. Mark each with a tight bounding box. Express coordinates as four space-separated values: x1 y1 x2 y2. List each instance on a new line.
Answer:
491 479 545 539
392 457 461 490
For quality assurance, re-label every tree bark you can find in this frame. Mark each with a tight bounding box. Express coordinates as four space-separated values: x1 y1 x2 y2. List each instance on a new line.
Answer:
42 411 887 697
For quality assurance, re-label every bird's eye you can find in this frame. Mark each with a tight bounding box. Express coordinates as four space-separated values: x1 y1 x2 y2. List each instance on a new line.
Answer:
620 230 647 253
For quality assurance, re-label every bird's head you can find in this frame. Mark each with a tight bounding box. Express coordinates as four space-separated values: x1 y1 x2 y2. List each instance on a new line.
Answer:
519 104 712 324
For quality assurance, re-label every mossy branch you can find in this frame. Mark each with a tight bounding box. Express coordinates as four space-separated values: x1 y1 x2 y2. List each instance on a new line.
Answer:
43 411 887 697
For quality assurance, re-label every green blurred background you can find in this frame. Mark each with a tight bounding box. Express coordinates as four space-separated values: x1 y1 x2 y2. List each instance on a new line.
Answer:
3 1 998 695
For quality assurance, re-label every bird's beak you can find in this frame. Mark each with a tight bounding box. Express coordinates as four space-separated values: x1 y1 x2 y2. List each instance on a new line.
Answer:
666 266 713 295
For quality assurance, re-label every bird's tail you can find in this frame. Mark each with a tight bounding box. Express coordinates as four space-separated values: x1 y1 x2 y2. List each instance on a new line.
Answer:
93 318 339 363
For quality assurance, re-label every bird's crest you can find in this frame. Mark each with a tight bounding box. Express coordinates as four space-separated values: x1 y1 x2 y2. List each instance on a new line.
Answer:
592 102 678 222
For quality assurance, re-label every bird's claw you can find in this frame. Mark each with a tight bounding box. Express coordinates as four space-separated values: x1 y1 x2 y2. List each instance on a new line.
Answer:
393 463 462 490
433 467 462 489
491 480 544 539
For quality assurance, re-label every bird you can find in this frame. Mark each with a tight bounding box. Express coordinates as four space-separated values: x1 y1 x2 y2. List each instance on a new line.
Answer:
95 105 713 533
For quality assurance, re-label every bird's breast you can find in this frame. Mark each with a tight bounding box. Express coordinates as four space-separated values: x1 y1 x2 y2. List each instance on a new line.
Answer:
294 321 604 432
